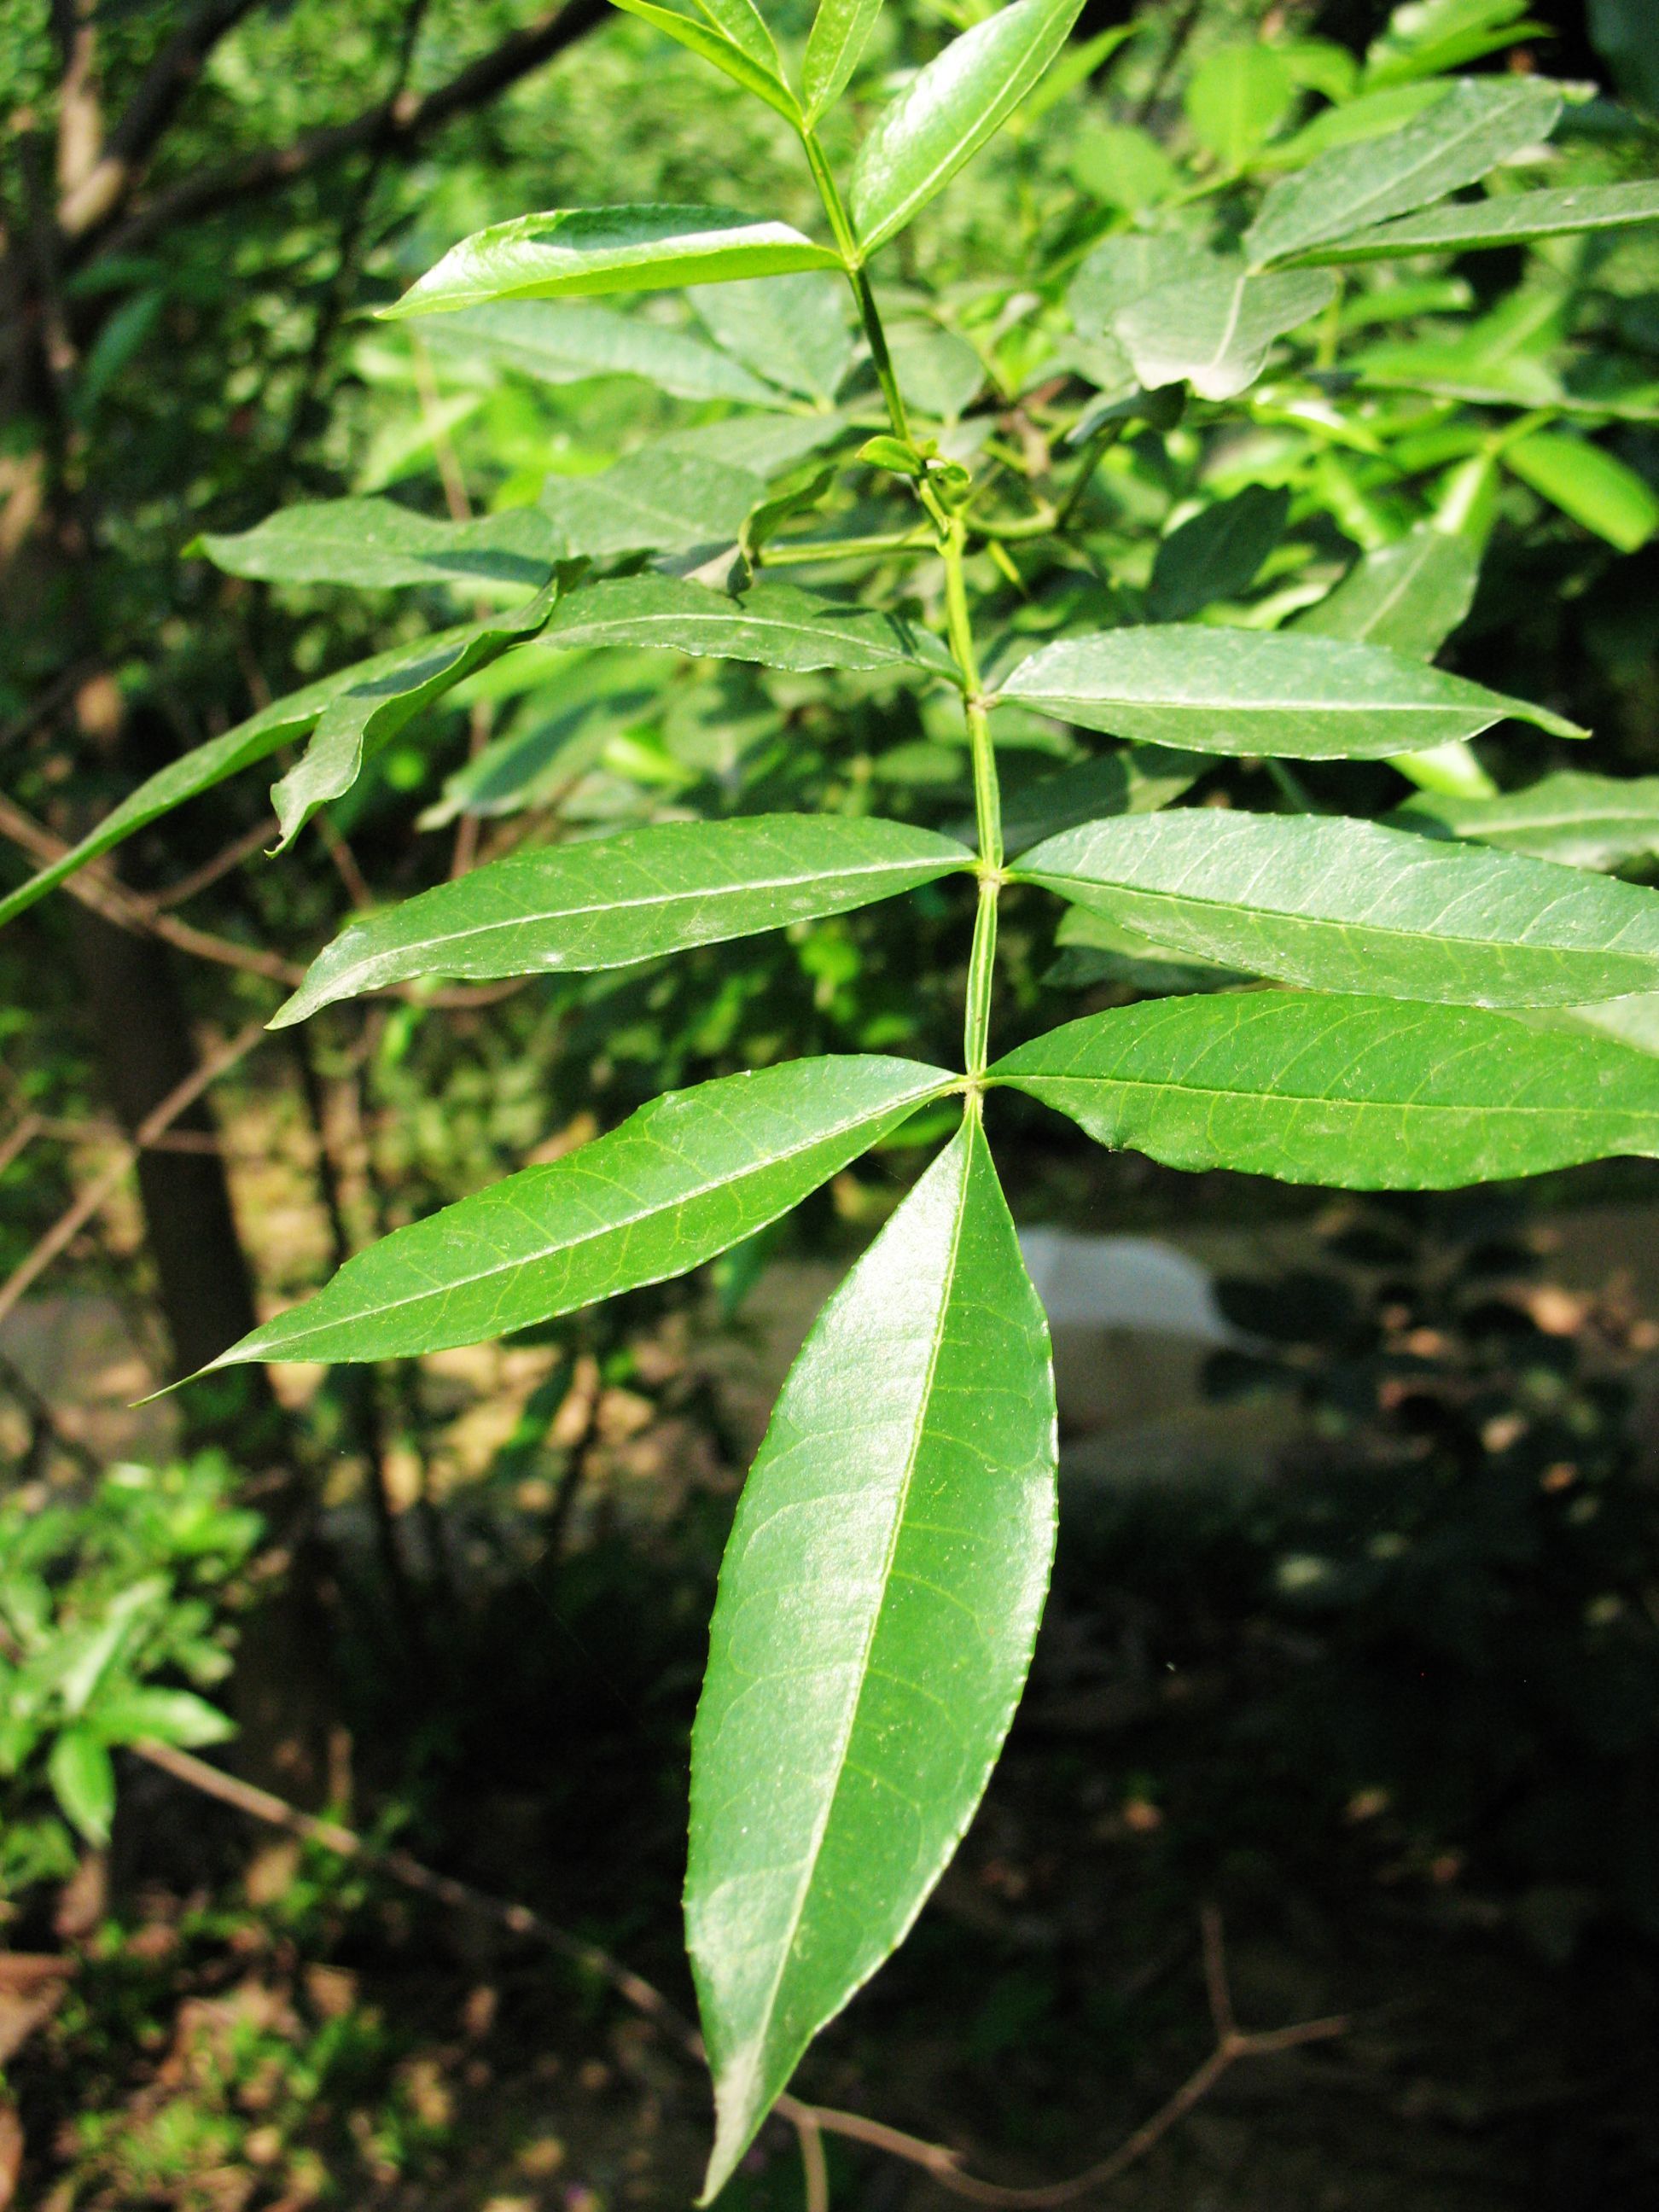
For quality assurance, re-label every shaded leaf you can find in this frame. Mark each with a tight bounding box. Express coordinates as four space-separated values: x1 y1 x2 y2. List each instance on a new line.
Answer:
385 207 841 319
850 0 1086 253
1146 485 1289 621
1286 178 1659 264
1016 807 1659 1005
537 573 957 676
1243 76 1563 270
1048 905 1246 993
998 746 1198 855
0 623 500 929
203 1057 955 1369
997 624 1579 756
691 274 855 403
195 498 561 590
888 320 986 420
541 448 764 558
1065 232 1214 342
1294 527 1478 656
271 582 563 850
688 1117 1055 2197
992 994 1659 1187
275 817 973 1022
424 299 783 403
1112 263 1337 401
1392 770 1659 870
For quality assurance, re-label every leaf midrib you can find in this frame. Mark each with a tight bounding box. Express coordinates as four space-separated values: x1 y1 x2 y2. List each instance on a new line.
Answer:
731 1133 972 2102
998 1065 1654 1121
227 1072 950 1355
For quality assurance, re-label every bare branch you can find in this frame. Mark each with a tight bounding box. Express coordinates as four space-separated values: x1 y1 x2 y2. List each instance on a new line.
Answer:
58 1 266 237
85 0 608 265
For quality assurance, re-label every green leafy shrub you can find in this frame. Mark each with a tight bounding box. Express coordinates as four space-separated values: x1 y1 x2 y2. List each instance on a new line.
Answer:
7 0 1659 2192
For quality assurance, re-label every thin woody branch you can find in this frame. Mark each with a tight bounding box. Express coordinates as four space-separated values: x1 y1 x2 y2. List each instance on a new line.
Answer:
82 0 608 266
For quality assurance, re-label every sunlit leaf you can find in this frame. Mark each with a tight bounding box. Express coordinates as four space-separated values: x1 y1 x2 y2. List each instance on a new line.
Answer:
1016 808 1659 1005
850 0 1086 253
608 0 800 117
1184 45 1296 172
690 273 856 403
997 624 1580 756
992 995 1659 1187
203 1057 956 1368
1392 770 1659 870
385 207 841 319
1243 76 1563 270
274 817 973 1022
1503 431 1659 553
536 573 958 676
195 498 561 590
1112 263 1337 401
541 447 765 558
688 1117 1055 2197
1286 179 1659 264
802 0 885 119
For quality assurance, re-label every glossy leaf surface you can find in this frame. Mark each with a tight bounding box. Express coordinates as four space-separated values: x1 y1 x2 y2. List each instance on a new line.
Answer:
802 0 885 119
538 574 956 676
425 300 782 403
1016 809 1659 1006
992 996 1659 1187
997 625 1579 756
608 0 797 119
195 498 561 590
270 583 562 849
688 1119 1056 2197
274 817 973 1023
1112 264 1337 401
849 0 1086 253
1243 76 1563 270
385 207 841 318
1393 771 1659 870
205 1057 954 1368
1289 179 1659 264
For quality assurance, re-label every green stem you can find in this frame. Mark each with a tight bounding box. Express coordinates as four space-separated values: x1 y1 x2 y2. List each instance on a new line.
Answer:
801 128 1001 1074
760 527 934 567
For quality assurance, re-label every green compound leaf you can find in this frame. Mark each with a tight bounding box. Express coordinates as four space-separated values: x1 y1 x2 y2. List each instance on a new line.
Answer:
850 0 1086 253
1392 771 1659 870
608 0 801 123
687 1116 1056 2198
1503 432 1659 554
195 498 561 590
270 581 563 851
803 0 885 120
273 817 974 1024
541 447 764 559
1015 809 1659 1007
1295 527 1478 657
1243 76 1563 271
424 300 784 405
1110 263 1337 402
537 573 958 678
0 622 515 929
385 207 842 319
996 624 1582 756
202 1056 955 1370
992 995 1659 1188
1285 179 1659 265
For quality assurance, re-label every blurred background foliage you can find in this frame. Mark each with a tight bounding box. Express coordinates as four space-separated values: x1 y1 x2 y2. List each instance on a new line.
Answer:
3 0 1659 2204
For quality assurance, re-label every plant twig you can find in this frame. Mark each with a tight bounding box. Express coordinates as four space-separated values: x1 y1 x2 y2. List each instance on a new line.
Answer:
133 1742 1347 2210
